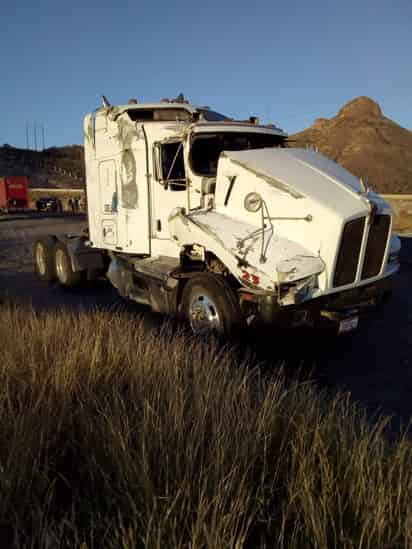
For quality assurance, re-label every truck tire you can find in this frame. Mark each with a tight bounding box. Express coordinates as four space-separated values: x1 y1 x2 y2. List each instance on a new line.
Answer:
181 273 243 338
34 236 57 282
54 242 82 288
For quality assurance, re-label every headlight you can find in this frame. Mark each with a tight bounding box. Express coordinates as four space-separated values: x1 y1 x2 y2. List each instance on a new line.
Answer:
244 192 262 213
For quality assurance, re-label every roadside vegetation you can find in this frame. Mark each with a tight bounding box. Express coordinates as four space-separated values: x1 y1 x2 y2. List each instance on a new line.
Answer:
393 199 412 233
0 303 411 548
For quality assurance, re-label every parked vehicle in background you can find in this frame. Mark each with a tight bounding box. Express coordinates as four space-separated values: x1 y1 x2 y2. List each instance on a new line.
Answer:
34 95 401 338
36 197 60 213
0 176 29 212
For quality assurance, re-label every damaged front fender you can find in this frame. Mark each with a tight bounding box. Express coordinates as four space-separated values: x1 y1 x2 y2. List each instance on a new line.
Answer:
276 255 325 284
169 208 325 295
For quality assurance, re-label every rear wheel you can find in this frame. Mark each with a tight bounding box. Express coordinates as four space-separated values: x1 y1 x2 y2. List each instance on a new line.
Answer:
54 242 82 288
34 236 57 282
181 273 243 338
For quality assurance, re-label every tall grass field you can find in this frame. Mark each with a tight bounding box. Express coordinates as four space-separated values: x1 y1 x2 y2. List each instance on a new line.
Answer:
0 304 411 548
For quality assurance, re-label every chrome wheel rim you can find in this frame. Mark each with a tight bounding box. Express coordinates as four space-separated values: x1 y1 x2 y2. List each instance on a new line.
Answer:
55 248 68 284
36 244 46 276
189 293 222 335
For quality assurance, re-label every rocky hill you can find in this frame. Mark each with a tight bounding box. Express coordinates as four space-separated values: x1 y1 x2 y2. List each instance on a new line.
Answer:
0 145 85 188
291 96 412 194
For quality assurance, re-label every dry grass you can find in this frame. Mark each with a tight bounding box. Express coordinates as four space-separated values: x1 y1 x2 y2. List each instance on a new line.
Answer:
394 206 412 233
0 304 411 548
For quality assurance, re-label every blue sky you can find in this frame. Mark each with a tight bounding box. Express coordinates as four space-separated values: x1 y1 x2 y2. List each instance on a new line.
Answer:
1 0 411 148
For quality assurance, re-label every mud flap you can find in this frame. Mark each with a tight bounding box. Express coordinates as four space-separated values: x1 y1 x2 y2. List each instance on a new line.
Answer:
65 237 105 272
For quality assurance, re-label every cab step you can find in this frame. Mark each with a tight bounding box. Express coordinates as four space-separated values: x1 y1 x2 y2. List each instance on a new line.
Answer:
133 256 181 283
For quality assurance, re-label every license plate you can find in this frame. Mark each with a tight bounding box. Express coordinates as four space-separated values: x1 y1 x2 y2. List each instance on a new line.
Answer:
338 316 359 334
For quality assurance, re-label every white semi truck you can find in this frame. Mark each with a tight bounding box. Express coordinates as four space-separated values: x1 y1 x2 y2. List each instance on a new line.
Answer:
34 96 401 337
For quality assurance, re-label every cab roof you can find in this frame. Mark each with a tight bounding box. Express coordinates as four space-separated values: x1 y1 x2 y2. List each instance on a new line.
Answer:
98 101 288 137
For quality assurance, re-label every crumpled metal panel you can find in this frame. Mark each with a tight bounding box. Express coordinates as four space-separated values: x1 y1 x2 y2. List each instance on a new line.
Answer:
169 208 324 290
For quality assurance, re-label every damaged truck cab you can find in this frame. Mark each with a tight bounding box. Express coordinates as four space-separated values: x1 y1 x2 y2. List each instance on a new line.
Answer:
35 97 401 337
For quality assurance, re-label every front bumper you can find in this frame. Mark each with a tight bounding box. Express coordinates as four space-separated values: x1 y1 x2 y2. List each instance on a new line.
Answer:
241 275 394 329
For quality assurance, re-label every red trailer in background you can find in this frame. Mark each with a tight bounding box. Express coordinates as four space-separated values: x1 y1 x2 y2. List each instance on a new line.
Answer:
0 176 29 212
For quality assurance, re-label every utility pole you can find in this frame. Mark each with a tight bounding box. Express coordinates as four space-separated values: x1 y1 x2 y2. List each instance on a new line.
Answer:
34 123 38 151
26 122 30 150
42 125 45 150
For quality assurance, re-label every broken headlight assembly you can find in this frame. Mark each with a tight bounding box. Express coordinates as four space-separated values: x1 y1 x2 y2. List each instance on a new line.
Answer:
278 274 318 306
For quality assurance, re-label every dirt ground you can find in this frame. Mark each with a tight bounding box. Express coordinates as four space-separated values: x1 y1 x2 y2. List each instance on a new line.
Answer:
1 214 411 429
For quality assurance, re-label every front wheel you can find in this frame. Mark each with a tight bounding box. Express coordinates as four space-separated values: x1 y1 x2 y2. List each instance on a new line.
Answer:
181 273 243 338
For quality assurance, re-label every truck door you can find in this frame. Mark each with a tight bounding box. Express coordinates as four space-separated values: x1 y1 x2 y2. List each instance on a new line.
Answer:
98 160 118 247
152 141 190 240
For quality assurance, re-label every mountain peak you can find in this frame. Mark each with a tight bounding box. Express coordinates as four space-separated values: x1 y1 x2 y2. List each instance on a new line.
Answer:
291 96 412 193
337 96 383 119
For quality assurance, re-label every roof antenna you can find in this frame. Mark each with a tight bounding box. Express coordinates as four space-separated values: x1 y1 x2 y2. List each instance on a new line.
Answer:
101 95 112 108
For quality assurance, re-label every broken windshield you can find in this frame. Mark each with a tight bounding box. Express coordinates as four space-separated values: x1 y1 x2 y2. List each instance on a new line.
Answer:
190 132 286 176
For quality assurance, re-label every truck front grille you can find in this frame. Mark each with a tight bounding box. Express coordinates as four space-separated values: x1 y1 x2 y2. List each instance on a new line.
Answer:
361 214 390 279
333 217 365 287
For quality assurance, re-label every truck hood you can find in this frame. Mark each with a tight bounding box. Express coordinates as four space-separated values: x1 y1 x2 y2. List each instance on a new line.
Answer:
221 147 364 198
215 147 381 226
210 147 392 293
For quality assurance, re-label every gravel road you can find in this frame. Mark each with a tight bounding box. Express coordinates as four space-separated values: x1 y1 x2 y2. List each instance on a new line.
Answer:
1 214 411 428
0 214 120 311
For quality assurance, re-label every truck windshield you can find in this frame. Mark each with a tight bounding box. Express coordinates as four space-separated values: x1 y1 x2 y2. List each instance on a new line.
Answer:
190 132 286 176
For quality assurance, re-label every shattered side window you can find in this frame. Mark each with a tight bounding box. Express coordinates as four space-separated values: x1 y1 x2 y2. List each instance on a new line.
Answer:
160 142 186 191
